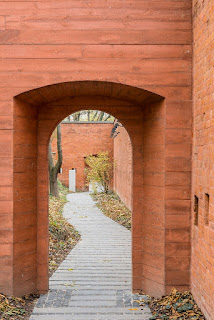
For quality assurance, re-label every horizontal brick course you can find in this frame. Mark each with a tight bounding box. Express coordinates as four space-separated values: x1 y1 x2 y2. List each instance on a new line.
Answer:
191 0 214 318
114 126 132 210
0 0 197 310
52 122 113 190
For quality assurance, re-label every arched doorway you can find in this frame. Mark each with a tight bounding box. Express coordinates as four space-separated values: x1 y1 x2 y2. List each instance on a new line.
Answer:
13 80 168 297
52 110 120 194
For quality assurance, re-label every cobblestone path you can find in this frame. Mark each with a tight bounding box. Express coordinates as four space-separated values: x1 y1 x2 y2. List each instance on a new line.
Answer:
30 192 152 320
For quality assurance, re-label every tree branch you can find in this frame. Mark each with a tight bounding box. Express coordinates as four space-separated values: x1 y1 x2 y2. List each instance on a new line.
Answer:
104 114 111 121
92 110 98 121
56 124 63 173
98 111 104 121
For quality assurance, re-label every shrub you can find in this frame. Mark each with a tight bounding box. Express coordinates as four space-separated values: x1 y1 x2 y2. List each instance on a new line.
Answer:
85 151 113 194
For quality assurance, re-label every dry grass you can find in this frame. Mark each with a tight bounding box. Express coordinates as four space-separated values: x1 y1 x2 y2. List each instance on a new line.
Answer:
49 181 80 275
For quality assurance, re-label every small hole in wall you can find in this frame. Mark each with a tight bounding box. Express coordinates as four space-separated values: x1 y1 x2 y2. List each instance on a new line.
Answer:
204 193 209 225
194 195 199 226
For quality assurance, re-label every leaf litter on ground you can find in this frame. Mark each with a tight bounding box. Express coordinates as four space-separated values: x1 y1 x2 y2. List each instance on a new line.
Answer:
91 191 131 230
0 293 39 320
0 181 80 320
139 288 206 320
49 181 81 276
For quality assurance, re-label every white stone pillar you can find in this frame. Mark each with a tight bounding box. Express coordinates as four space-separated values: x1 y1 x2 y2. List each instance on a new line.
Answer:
69 169 76 192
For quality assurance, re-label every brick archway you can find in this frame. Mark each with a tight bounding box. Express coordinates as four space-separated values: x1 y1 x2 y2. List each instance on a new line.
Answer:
11 80 190 298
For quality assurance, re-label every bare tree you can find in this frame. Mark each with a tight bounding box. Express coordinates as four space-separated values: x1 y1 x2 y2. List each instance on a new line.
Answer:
63 110 115 122
97 111 105 121
73 112 81 121
92 110 99 121
104 114 111 121
87 110 90 121
49 124 63 198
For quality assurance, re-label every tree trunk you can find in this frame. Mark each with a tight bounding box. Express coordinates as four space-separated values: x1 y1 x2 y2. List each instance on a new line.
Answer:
87 110 90 121
49 124 63 198
73 112 81 121
92 110 98 121
49 166 59 197
98 111 104 121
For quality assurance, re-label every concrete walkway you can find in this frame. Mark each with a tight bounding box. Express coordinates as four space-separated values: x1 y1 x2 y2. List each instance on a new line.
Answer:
30 192 152 320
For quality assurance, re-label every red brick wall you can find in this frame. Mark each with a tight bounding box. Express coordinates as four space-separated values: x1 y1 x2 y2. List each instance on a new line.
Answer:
114 98 191 296
0 0 193 301
52 122 113 190
142 101 167 296
13 99 38 295
35 95 149 295
0 104 13 295
114 125 132 210
191 0 214 319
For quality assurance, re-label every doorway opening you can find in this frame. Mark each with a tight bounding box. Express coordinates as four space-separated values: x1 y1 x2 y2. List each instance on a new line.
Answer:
51 110 115 193
48 109 133 294
12 81 167 298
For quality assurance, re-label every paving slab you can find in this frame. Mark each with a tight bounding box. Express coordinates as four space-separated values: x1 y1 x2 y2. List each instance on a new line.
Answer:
30 192 152 320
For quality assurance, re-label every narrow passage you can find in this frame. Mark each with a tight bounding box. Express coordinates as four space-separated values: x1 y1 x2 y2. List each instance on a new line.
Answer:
30 192 152 320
